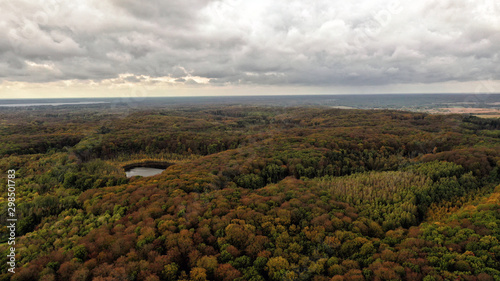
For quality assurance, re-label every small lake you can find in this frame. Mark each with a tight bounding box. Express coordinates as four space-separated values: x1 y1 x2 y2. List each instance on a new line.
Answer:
125 167 165 178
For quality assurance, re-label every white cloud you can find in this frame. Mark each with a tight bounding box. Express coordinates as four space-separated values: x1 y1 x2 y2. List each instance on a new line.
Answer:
1 0 500 97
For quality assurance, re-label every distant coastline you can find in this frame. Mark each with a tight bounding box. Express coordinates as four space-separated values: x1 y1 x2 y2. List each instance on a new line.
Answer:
0 94 498 114
0 101 110 107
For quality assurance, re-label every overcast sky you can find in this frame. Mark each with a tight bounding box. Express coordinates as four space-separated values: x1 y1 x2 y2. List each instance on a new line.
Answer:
1 0 500 98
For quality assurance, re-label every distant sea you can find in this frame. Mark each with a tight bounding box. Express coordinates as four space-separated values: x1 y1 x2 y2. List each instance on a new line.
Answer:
0 101 110 107
0 94 499 111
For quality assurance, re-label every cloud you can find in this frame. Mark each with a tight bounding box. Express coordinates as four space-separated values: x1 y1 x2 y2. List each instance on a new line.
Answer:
1 0 500 91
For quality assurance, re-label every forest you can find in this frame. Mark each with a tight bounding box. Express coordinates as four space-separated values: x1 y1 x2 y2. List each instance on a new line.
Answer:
0 104 499 281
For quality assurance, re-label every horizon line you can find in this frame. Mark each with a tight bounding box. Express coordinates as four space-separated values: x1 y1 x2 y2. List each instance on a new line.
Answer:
2 92 500 100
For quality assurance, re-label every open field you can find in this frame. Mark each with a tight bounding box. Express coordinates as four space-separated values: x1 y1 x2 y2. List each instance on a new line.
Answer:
474 114 500 118
429 107 500 114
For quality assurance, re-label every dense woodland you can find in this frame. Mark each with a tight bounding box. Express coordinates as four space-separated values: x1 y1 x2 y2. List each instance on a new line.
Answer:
0 105 499 281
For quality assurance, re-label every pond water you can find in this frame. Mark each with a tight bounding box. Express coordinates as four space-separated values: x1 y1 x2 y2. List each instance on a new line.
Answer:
125 167 165 178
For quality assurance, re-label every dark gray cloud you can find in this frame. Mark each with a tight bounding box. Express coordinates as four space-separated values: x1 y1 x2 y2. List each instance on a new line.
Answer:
1 0 500 88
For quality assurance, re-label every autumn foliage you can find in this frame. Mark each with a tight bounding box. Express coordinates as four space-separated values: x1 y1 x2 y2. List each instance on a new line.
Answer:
0 105 499 280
